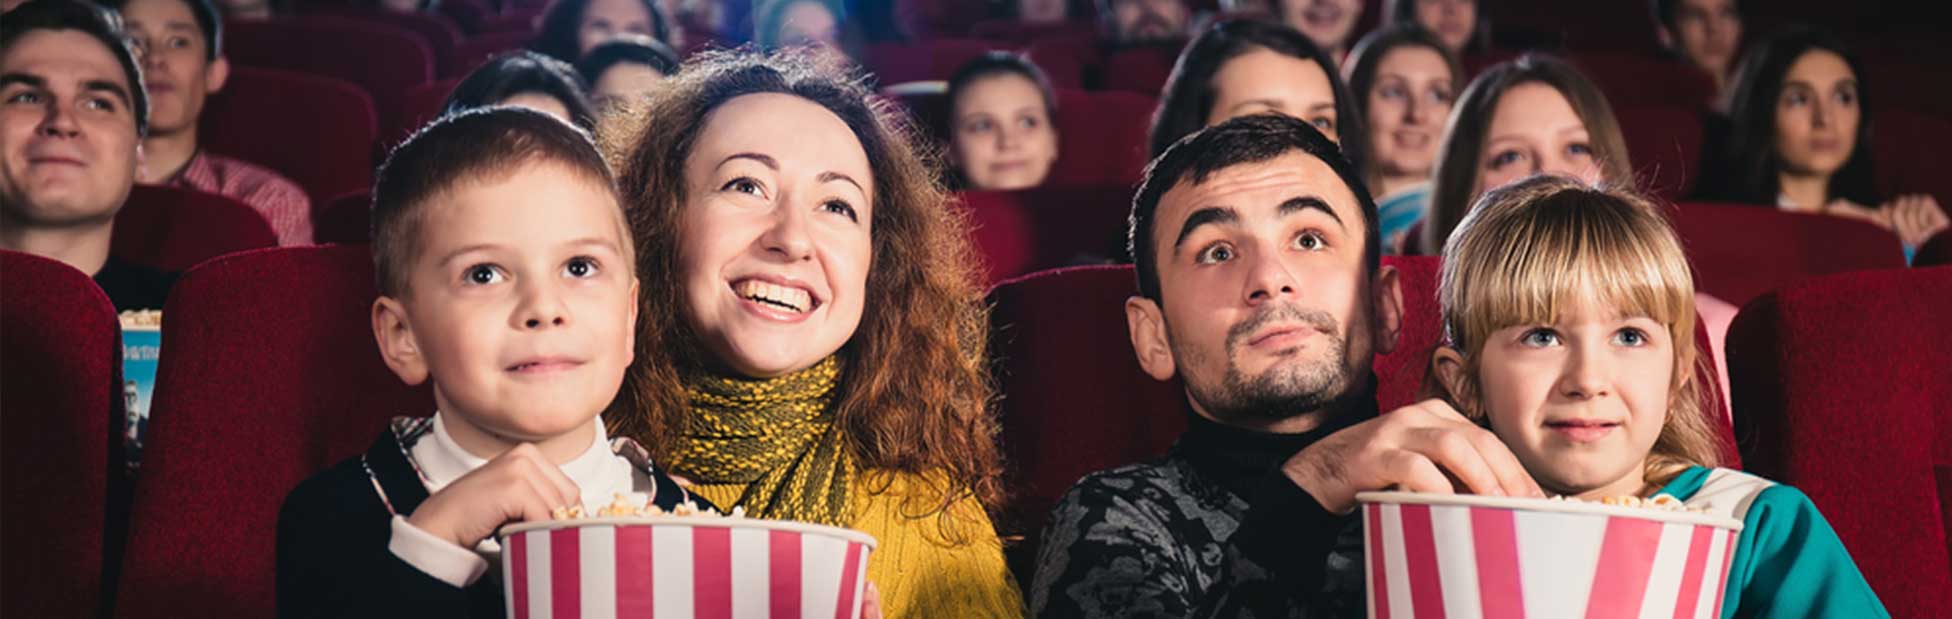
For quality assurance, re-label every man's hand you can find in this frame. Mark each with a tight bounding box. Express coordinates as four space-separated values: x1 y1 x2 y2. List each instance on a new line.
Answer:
406 443 582 548
1281 399 1542 513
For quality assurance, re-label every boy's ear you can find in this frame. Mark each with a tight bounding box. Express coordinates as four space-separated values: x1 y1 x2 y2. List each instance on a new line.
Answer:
203 56 230 94
372 296 430 385
1431 345 1468 407
1371 264 1403 355
1125 295 1177 382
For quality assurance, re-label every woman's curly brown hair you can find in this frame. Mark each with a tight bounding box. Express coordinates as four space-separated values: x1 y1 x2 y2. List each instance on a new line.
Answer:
602 48 1006 519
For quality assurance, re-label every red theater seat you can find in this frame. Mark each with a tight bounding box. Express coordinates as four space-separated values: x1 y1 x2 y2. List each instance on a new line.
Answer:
1670 201 1906 307
112 186 278 273
968 19 1098 44
200 66 379 203
958 184 1133 275
863 39 1005 85
1726 266 1952 618
1569 52 1717 109
1048 89 1156 188
1100 42 1182 96
114 246 434 618
302 6 465 63
1617 105 1706 201
224 17 436 144
390 78 462 151
1916 230 1952 268
1 251 119 619
314 191 372 245
1873 108 1952 208
444 30 535 79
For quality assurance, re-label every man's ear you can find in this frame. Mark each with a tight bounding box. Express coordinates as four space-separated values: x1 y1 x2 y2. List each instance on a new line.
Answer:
204 56 230 94
372 296 430 385
1125 295 1177 381
1431 345 1468 406
1371 264 1404 355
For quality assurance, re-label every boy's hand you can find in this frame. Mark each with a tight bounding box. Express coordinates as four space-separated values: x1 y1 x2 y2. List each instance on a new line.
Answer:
406 443 582 549
1281 399 1543 514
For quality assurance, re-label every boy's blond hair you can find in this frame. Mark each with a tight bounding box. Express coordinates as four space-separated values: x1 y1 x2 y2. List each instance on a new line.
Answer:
1427 175 1722 487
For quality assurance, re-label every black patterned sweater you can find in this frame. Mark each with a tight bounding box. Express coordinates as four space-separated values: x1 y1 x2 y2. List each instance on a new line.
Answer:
1028 389 1377 618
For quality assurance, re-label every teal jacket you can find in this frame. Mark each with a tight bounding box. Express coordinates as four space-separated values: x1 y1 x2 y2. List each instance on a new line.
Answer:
1655 466 1887 618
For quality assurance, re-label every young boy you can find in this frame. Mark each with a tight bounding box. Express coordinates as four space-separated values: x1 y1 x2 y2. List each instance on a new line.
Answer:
275 107 708 617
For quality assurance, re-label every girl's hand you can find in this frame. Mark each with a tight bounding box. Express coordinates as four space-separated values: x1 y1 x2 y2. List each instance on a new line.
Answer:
1883 194 1950 248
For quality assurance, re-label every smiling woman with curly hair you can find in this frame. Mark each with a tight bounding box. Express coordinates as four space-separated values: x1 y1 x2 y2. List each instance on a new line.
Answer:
603 48 1021 616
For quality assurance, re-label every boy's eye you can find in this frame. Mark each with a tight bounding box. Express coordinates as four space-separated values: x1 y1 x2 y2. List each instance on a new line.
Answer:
1293 230 1326 251
1519 328 1561 347
820 199 859 222
564 257 599 278
464 264 504 285
1612 327 1649 347
4 90 44 105
721 177 764 196
1196 242 1235 264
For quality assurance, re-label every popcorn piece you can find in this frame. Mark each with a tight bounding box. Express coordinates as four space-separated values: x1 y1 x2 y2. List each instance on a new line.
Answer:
547 492 739 520
118 309 163 328
1549 492 1704 513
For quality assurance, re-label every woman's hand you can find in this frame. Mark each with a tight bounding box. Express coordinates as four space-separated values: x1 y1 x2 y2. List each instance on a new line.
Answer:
1883 194 1950 248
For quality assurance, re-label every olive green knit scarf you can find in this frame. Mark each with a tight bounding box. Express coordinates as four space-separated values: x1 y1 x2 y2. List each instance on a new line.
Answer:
675 356 854 526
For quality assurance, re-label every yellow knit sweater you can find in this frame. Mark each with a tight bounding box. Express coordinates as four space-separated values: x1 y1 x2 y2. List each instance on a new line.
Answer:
688 471 1024 618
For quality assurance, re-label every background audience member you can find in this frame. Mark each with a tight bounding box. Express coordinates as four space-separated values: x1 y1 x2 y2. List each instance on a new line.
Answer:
1148 18 1362 171
1276 0 1362 60
1 0 173 310
1217 0 1270 18
208 0 277 20
1386 0 1482 59
442 51 598 131
1014 0 1079 24
1651 0 1742 93
108 0 313 245
531 0 670 64
574 35 679 111
1096 0 1191 45
946 52 1060 191
1705 28 1948 253
754 0 842 50
1421 54 1628 254
1344 24 1460 253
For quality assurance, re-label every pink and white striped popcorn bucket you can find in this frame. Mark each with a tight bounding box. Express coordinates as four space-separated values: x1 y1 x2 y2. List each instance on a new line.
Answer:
1357 491 1743 619
498 516 878 619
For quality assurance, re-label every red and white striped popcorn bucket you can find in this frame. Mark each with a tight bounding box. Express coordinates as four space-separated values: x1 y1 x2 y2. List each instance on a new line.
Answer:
499 516 878 619
1357 491 1743 619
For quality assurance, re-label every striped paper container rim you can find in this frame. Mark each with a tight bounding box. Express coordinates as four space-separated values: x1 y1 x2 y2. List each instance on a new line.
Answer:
1356 491 1742 531
499 516 880 549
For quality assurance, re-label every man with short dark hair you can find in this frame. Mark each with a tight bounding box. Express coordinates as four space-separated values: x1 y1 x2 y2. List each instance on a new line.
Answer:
1651 0 1743 92
1031 114 1541 617
1097 0 1191 44
1 0 175 311
106 0 314 245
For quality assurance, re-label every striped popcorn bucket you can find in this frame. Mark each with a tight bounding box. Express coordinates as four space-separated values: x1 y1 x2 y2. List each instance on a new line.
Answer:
499 516 878 619
1356 491 1744 619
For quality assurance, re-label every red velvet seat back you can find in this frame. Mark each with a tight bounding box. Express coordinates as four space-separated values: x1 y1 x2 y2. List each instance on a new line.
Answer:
1616 105 1705 201
225 17 436 145
1100 42 1182 96
444 30 535 79
112 186 279 273
958 184 1133 275
988 264 1184 532
1568 51 1716 108
1 251 118 618
115 246 434 618
314 191 372 245
200 66 379 203
1048 89 1156 188
302 6 465 68
863 38 1009 86
1872 108 1952 208
1726 266 1952 618
1916 230 1952 268
389 77 463 152
1671 201 1906 307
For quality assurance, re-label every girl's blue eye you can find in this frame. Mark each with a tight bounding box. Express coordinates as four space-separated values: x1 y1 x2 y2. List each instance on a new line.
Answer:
1520 328 1561 347
1613 328 1649 347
